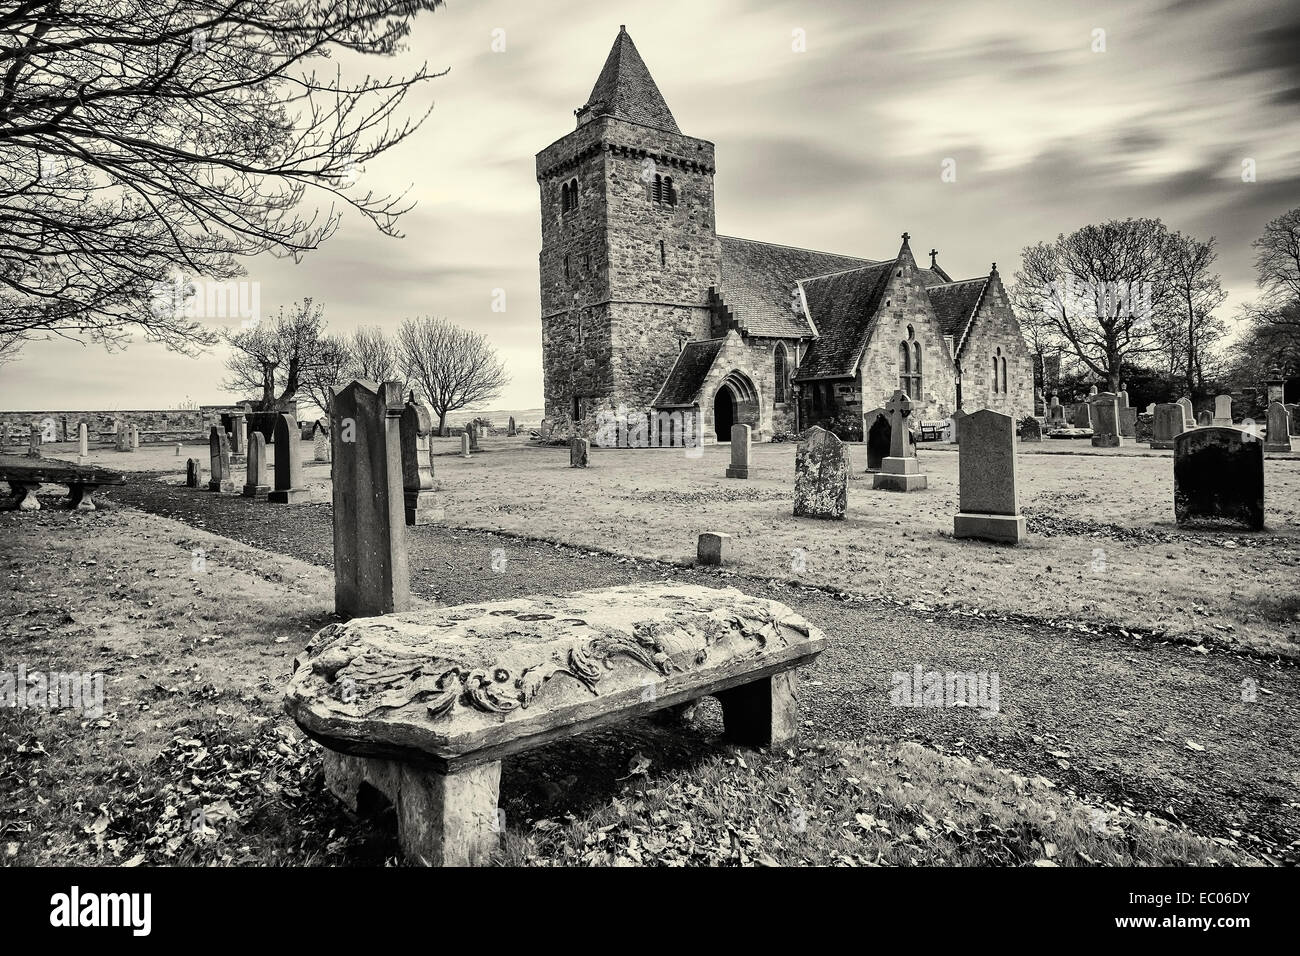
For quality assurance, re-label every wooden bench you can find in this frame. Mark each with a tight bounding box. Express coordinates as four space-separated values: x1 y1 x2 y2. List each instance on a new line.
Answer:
0 457 126 511
284 582 825 865
918 420 946 442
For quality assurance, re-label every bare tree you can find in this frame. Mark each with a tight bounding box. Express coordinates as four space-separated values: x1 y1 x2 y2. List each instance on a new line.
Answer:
1013 219 1177 391
1160 232 1228 396
351 326 401 383
301 333 354 420
396 316 509 433
0 0 445 360
224 299 327 409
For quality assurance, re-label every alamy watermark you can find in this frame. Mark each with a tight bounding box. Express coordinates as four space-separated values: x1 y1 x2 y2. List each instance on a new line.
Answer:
2 666 104 718
890 665 1000 717
149 277 260 326
594 404 705 458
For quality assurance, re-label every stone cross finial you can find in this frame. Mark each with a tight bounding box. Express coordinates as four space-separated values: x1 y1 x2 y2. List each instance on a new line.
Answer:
901 232 911 243
929 249 939 268
885 389 914 458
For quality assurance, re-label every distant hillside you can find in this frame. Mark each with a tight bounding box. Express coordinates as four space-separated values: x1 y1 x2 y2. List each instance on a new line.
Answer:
455 407 544 429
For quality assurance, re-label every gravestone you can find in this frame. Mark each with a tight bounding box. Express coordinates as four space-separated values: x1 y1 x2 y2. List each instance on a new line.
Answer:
1213 394 1233 426
268 414 307 503
1263 401 1293 453
507 416 517 437
400 397 442 525
864 408 889 468
1119 406 1138 440
954 409 1025 544
793 426 847 519
726 424 751 478
697 532 731 566
231 413 247 462
1088 386 1098 396
314 431 331 462
460 433 471 458
175 442 182 456
1174 427 1263 530
873 390 927 491
242 432 271 498
1197 410 1212 426
1047 395 1064 427
115 421 129 452
1145 403 1156 415
330 379 410 617
26 425 41 458
1 423 9 448
78 422 89 461
129 424 139 451
1288 403 1300 436
1089 393 1127 447
1072 402 1092 429
949 408 967 445
467 423 480 451
1019 417 1042 442
186 458 203 489
208 427 234 492
1177 397 1194 429
1150 403 1185 449
570 437 589 468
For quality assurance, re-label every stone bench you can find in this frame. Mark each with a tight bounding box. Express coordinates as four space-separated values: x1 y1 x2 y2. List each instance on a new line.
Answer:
284 582 825 866
0 458 126 511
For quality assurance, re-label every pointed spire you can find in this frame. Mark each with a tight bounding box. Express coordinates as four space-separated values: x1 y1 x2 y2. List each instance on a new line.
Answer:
575 28 680 133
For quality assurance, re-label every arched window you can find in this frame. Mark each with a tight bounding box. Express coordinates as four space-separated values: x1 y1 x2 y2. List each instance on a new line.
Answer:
663 176 676 205
900 330 921 399
913 342 923 397
1000 356 1008 394
774 344 788 404
992 350 1001 392
650 174 678 206
562 179 578 213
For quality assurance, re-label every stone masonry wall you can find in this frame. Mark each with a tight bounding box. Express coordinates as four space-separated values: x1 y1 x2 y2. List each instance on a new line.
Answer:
957 273 1033 421
0 407 240 446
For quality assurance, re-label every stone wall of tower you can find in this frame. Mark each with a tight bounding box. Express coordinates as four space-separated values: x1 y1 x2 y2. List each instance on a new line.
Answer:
957 274 1033 420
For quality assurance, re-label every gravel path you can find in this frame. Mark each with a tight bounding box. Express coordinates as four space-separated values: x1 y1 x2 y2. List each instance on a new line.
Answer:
103 475 1300 859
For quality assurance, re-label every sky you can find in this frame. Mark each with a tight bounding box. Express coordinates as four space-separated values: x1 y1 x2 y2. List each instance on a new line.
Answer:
3 0 1299 411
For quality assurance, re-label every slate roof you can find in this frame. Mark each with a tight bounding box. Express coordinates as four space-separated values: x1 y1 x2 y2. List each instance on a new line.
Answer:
791 263 897 380
578 28 680 133
925 276 989 352
719 236 874 338
653 338 725 406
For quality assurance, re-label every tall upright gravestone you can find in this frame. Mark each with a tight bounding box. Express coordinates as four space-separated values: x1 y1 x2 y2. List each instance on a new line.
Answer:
1263 402 1293 453
1177 397 1194 429
208 427 234 492
115 421 129 452
268 414 307 503
400 397 442 525
793 426 847 519
1174 427 1263 530
1072 402 1092 429
726 423 751 478
507 416 517 437
1089 393 1126 447
186 457 204 489
331 380 410 618
954 409 1025 544
1212 394 1233 426
1150 404 1185 450
242 432 271 498
873 390 927 491
77 422 89 462
26 424 41 458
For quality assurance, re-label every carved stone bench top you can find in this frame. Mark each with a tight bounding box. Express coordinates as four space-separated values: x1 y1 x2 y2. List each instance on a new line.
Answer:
0 456 126 485
285 583 825 771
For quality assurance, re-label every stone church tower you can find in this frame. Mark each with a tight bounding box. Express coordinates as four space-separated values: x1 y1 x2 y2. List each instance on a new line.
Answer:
536 26 720 428
537 27 1032 445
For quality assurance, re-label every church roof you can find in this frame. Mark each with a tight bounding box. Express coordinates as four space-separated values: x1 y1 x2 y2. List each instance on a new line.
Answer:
577 27 680 133
792 263 897 380
653 338 725 406
925 276 990 353
719 236 873 338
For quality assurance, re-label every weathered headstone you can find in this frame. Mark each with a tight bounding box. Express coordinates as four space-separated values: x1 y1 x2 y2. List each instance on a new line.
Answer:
1263 401 1293 453
231 413 248 462
467 423 480 451
242 432 271 498
793 426 847 519
208 427 234 492
1213 394 1233 426
1047 395 1064 426
1145 403 1156 415
1177 397 1194 429
175 442 182 456
1150 403 1185 449
314 431 331 462
1019 417 1042 442
1119 406 1138 439
78 422 89 461
864 407 889 466
186 457 203 489
873 390 927 491
26 424 41 458
1072 402 1092 429
330 379 410 617
1174 427 1264 530
570 437 589 468
114 421 129 452
1197 410 1212 426
128 424 139 451
1088 385 1098 396
954 409 1024 544
1265 369 1285 405
1288 403 1300 437
460 433 471 458
268 413 307 503
726 424 751 478
507 416 517 437
400 398 442 525
697 532 731 566
1089 393 1127 447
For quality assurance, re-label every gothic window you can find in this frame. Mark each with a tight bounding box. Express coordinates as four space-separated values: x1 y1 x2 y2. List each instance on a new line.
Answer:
1000 356 1008 394
663 176 676 205
561 182 570 213
993 348 1007 393
561 178 579 214
774 344 788 404
913 341 923 397
992 351 999 392
650 173 678 206
900 330 921 398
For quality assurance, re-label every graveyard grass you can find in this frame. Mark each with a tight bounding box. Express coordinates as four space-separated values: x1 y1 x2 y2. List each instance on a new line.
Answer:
0 504 1259 867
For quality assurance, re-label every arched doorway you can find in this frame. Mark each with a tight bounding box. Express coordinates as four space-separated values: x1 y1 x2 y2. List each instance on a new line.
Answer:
714 388 736 442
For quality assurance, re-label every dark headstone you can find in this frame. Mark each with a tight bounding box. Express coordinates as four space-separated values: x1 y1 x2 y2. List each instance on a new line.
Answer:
1018 417 1042 443
400 398 442 524
268 413 307 503
1174 427 1264 530
186 458 203 489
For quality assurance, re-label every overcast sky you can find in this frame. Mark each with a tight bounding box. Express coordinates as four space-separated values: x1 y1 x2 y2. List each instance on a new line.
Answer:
4 0 1298 412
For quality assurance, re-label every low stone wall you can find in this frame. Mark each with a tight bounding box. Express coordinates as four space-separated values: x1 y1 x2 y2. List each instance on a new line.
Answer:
0 407 242 446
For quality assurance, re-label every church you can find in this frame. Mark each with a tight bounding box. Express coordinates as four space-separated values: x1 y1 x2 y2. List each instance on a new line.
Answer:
537 27 1033 445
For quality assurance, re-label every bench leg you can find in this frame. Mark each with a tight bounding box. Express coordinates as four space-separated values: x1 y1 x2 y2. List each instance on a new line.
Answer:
9 481 41 511
67 483 98 511
715 671 801 749
322 749 502 866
